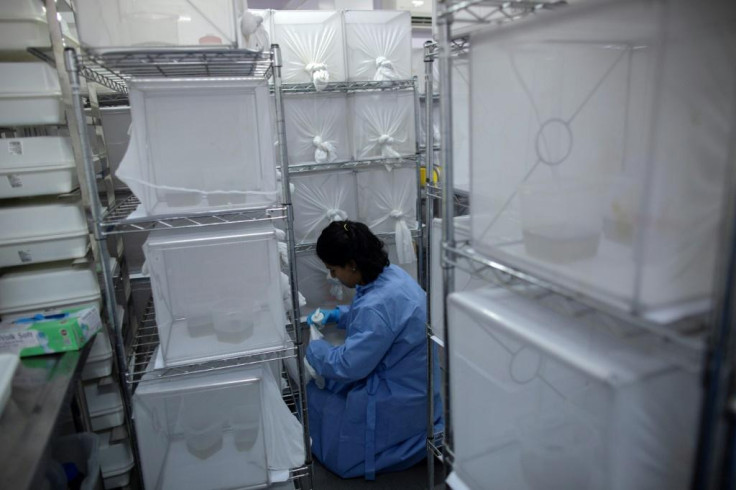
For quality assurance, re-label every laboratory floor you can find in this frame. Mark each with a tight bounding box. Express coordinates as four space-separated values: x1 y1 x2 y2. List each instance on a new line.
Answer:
312 457 445 490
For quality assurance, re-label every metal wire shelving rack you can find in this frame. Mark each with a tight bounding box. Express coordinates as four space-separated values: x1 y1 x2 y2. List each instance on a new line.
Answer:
432 1 736 489
53 42 315 489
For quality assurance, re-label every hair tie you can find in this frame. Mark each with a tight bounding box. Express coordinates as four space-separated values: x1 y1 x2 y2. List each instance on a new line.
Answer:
344 223 349 232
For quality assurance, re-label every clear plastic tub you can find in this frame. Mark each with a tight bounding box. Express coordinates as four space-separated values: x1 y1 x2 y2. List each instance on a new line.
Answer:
469 0 736 321
0 137 77 198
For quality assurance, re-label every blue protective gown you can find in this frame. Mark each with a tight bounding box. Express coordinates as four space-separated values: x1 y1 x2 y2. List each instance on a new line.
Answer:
306 264 444 480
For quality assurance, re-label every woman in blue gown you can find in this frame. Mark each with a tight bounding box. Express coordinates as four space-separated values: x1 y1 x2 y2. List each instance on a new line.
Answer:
305 220 444 480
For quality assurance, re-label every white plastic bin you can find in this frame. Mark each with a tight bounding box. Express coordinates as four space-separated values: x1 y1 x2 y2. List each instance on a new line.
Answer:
344 10 412 82
99 441 134 489
272 11 346 89
356 166 417 264
84 382 125 432
133 364 305 490
0 0 49 50
283 93 351 165
447 288 700 490
0 264 101 318
82 329 114 381
291 171 357 245
0 202 88 267
469 0 736 322
350 90 416 160
99 107 131 190
0 137 77 198
0 62 63 126
117 77 278 216
295 252 353 313
143 223 288 367
74 0 243 51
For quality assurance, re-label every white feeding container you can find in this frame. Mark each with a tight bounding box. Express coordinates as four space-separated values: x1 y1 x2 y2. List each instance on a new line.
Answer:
272 10 346 90
344 10 412 82
84 382 125 432
0 137 77 198
0 264 101 318
0 202 88 268
117 77 278 216
291 171 357 245
143 223 287 367
283 93 351 165
133 364 305 490
0 62 63 126
295 252 353 313
99 441 135 490
469 0 736 321
350 90 416 160
74 0 243 51
448 288 701 490
356 166 417 264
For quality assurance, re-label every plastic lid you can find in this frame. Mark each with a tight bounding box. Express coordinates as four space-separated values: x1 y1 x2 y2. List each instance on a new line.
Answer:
99 442 134 477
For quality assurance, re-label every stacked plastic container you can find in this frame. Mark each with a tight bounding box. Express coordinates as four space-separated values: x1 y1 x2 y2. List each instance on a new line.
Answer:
445 0 736 488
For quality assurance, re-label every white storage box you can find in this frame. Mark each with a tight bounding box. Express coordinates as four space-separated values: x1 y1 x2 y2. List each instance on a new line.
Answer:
133 364 305 490
0 202 88 267
284 93 351 165
356 166 417 264
350 90 416 160
344 10 412 82
99 107 131 190
0 137 77 198
82 329 114 381
469 0 736 321
295 252 353 313
117 77 278 216
0 62 63 126
143 224 288 367
448 288 700 490
0 0 49 50
0 264 101 318
84 382 125 432
291 171 357 244
74 0 243 51
100 441 134 489
272 11 346 90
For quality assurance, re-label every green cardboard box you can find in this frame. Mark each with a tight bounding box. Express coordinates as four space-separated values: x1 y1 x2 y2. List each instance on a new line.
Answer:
0 306 102 357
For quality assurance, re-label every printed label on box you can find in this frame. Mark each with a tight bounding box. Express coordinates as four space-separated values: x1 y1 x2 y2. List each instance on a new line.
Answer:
0 330 40 350
8 141 22 156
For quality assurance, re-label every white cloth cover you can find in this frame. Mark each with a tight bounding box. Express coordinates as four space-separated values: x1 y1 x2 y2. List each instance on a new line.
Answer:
350 90 416 160
283 93 351 165
291 171 358 245
273 11 346 90
303 324 325 389
357 166 417 264
344 10 412 82
240 10 269 51
260 365 306 470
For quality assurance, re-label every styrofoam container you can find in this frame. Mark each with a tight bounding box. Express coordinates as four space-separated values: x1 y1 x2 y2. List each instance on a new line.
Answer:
133 366 269 490
74 0 243 51
0 353 19 417
447 288 700 490
99 107 131 190
84 382 125 432
350 90 416 160
0 62 63 126
0 202 88 267
295 252 354 313
0 137 77 198
82 329 114 381
116 77 278 216
356 166 417 235
469 0 736 322
100 441 134 489
143 223 288 367
284 93 351 165
291 171 357 244
272 10 346 87
0 264 101 318
344 10 412 82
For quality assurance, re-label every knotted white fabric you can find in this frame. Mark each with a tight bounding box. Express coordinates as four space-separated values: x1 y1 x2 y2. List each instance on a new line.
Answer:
378 134 401 158
390 210 416 264
241 11 269 52
260 366 307 469
374 56 400 81
305 62 330 91
312 135 338 163
292 173 356 244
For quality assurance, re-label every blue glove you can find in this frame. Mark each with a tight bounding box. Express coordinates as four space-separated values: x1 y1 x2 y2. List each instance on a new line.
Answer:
307 307 341 327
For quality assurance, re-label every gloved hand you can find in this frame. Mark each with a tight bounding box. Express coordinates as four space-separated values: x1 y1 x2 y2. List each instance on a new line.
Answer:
307 307 340 327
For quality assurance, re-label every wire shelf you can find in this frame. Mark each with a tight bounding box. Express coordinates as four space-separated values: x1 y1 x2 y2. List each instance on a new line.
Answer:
428 433 445 460
294 228 423 254
100 194 286 235
286 156 419 175
439 0 557 20
280 79 416 95
127 299 298 388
